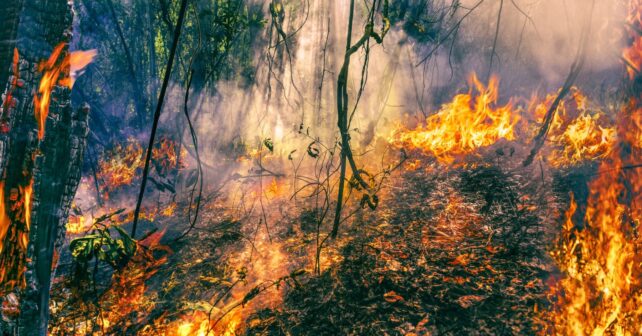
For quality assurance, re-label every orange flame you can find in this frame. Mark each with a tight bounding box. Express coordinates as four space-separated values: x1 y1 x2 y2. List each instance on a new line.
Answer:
98 137 185 192
0 183 11 257
390 74 519 163
70 49 97 87
98 138 144 189
531 89 617 167
65 214 87 234
547 110 642 334
152 136 187 176
545 0 642 330
34 43 96 140
99 230 170 333
0 179 34 292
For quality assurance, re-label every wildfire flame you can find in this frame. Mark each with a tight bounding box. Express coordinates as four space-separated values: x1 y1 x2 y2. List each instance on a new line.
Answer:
545 1 642 332
547 105 642 335
0 180 34 292
152 136 187 176
99 230 170 333
65 214 86 235
390 74 519 163
531 89 617 167
0 183 11 258
34 43 96 139
98 137 186 193
98 138 144 189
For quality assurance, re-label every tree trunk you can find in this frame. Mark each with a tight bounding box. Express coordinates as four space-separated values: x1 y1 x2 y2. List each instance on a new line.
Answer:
0 1 88 335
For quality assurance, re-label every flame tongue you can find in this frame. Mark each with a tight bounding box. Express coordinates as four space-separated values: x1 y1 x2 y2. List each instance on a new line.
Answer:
390 74 519 163
549 105 642 335
34 43 96 140
533 89 617 167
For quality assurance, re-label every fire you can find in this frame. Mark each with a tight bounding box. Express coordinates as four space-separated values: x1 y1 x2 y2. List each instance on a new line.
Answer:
390 74 519 163
20 181 33 246
98 138 144 189
34 43 96 139
152 136 187 176
98 137 186 192
173 312 210 336
545 1 642 331
70 49 97 87
66 214 87 234
532 89 617 167
0 180 34 292
99 230 170 333
162 202 177 217
0 183 11 257
546 109 642 334
548 114 616 167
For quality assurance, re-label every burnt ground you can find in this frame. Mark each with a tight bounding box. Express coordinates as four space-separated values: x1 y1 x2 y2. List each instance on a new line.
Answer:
48 149 592 335
244 154 563 335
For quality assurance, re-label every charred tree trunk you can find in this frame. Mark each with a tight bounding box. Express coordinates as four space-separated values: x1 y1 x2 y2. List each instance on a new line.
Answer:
0 0 22 90
0 1 88 335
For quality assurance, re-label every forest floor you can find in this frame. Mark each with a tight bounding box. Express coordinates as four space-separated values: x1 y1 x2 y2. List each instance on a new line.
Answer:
245 153 560 335
49 146 580 335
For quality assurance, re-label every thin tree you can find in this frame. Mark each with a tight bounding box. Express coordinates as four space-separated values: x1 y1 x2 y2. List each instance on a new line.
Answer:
332 0 389 238
131 0 189 238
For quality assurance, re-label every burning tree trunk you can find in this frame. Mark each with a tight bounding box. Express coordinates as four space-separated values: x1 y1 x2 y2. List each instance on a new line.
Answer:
0 1 89 335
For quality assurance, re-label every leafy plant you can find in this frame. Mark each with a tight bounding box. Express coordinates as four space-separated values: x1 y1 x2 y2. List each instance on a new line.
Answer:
69 209 137 283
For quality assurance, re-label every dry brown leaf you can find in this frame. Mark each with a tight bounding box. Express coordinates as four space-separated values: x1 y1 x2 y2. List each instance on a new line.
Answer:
383 291 405 303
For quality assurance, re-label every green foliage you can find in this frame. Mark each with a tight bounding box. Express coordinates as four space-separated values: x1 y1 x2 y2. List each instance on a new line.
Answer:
69 209 137 283
188 0 266 87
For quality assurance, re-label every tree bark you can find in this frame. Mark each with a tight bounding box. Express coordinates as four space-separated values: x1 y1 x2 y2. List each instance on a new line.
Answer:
0 1 88 335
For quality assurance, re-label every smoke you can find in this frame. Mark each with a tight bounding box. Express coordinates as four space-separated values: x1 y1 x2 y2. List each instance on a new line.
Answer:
148 0 631 192
179 1 430 173
454 0 626 93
